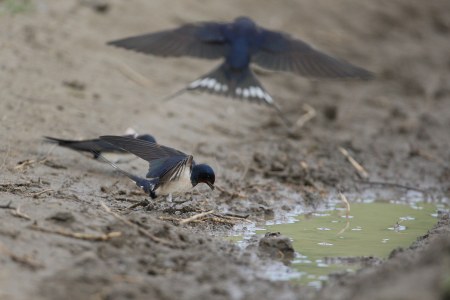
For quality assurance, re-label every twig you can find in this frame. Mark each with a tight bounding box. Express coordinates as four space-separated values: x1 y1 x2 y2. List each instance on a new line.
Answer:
338 147 369 179
207 216 243 225
100 202 174 246
11 205 31 220
0 242 43 269
293 103 316 129
14 159 35 170
180 210 214 224
114 61 153 87
337 192 351 235
212 213 253 224
222 213 250 219
160 212 251 225
29 224 121 241
339 192 351 219
28 189 54 198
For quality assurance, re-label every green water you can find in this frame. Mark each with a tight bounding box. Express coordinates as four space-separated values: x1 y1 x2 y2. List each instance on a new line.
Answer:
253 201 440 286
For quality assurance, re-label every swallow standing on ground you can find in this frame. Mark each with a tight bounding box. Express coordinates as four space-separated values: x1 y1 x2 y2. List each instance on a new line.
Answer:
108 16 373 123
44 134 156 159
98 135 215 199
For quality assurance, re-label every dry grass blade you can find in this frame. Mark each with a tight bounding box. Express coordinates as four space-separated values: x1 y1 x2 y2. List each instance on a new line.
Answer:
339 147 369 178
207 216 244 225
294 103 316 129
0 242 43 269
100 202 174 246
29 224 121 241
337 221 350 236
14 159 37 170
160 212 251 226
339 192 351 219
337 192 351 235
11 204 31 220
28 189 54 198
180 210 214 224
114 60 153 87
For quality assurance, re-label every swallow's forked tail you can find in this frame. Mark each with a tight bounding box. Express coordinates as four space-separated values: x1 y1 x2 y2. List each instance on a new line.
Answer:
163 63 291 126
95 152 156 196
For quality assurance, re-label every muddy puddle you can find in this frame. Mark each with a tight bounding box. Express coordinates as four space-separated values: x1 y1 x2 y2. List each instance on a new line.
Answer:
230 192 448 288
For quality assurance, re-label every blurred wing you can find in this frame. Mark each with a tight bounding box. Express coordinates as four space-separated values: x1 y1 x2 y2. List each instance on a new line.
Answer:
100 135 187 162
108 22 229 59
253 29 374 79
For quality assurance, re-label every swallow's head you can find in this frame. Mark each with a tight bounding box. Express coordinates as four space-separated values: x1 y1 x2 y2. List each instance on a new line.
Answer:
233 16 257 32
137 134 156 144
191 164 215 190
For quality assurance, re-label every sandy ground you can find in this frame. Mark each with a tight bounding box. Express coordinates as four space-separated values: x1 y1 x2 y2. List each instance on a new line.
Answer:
1 0 450 299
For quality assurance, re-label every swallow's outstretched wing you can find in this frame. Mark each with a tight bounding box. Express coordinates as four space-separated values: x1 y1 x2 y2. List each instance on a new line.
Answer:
108 22 229 59
100 136 193 188
253 29 374 80
44 136 125 157
100 135 186 161
45 134 157 158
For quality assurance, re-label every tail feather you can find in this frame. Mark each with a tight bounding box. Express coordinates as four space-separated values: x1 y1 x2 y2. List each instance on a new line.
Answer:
96 153 156 196
162 63 292 126
186 63 276 106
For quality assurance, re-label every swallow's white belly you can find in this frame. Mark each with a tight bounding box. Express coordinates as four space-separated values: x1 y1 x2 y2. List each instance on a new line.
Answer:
156 167 192 196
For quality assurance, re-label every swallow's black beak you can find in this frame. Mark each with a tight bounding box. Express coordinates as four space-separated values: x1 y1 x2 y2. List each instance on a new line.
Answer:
207 182 215 190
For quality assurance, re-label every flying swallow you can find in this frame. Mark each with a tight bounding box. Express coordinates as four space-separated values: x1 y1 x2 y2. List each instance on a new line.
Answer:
98 135 215 199
108 16 373 123
44 134 156 159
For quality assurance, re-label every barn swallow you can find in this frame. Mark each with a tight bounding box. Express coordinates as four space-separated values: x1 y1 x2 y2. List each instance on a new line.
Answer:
98 135 215 199
44 134 156 159
108 16 373 123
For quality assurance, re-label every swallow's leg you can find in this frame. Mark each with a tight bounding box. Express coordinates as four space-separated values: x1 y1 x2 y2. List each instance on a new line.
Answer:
166 193 173 203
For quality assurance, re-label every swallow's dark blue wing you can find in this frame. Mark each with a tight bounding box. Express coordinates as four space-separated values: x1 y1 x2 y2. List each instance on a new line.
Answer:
100 135 187 162
147 155 193 187
44 136 126 154
108 22 229 59
136 134 156 143
252 29 374 79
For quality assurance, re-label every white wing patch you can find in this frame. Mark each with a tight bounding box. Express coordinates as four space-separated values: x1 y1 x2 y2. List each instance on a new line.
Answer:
234 86 273 104
188 78 273 104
